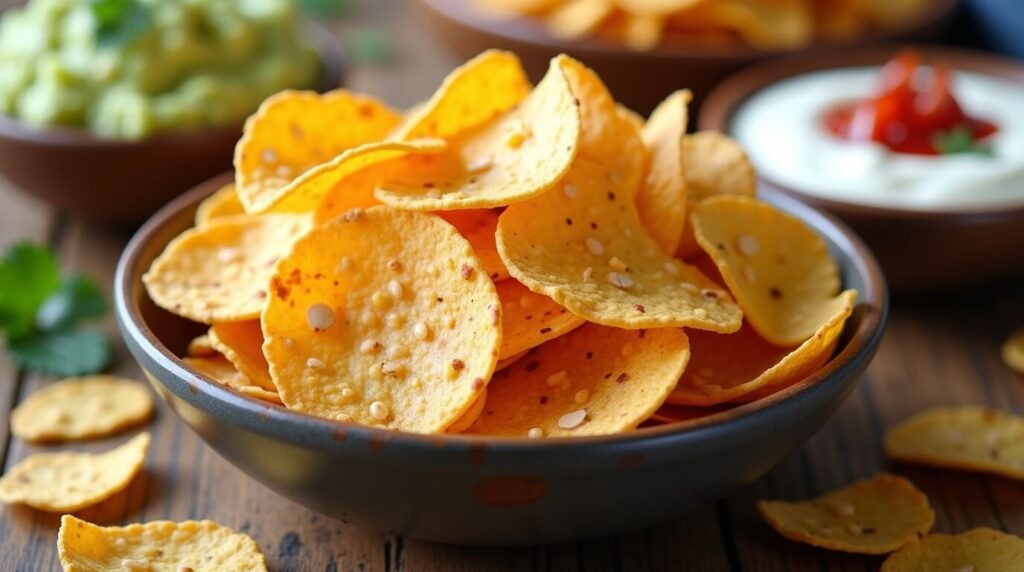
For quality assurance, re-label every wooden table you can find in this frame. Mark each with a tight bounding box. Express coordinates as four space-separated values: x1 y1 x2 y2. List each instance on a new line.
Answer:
2 2 1023 570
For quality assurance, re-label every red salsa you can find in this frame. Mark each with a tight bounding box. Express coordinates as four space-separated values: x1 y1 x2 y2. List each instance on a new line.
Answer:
822 50 997 155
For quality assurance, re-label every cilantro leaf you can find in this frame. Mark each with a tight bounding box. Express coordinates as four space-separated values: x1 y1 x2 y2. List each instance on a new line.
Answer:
933 124 993 156
0 242 61 341
90 0 150 48
7 330 110 377
36 274 107 333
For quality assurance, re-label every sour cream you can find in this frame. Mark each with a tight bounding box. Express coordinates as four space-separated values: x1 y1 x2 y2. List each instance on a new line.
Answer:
730 67 1024 212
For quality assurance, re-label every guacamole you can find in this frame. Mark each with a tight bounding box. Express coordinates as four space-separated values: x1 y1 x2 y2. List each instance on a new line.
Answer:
0 0 321 139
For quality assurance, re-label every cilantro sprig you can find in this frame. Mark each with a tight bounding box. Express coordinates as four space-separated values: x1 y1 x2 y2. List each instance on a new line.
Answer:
0 243 110 376
933 124 994 157
90 0 151 48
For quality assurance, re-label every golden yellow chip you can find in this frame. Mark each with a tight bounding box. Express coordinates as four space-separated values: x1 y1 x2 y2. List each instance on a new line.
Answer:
467 324 689 437
669 290 855 405
261 138 447 214
394 50 531 141
58 515 268 572
560 56 647 198
496 278 585 360
758 474 934 555
375 55 581 211
10 376 153 443
675 131 757 258
446 389 488 434
0 432 149 512
546 0 615 39
439 209 509 281
195 183 245 226
882 527 1024 572
623 13 665 50
235 89 399 213
186 334 216 357
692 196 851 346
885 407 1024 480
498 159 742 331
144 214 312 323
637 90 690 254
209 320 274 391
1003 328 1024 374
263 207 501 433
184 355 282 405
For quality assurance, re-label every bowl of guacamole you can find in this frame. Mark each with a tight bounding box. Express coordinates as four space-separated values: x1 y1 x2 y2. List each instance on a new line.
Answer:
0 0 343 224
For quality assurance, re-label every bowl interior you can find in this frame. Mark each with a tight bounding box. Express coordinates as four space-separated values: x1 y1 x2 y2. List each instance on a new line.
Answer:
116 175 887 452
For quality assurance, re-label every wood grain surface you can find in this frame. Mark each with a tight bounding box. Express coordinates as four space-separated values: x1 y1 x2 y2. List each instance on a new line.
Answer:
1 2 1023 570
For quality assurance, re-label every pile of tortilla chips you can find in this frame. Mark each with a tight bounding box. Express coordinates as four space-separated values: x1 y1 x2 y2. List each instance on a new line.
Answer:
144 50 857 437
474 0 933 51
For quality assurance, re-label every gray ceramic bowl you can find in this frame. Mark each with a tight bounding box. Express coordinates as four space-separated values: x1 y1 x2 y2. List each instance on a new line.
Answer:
115 174 888 545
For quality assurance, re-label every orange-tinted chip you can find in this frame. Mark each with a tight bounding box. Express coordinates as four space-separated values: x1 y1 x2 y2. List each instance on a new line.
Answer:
637 90 690 253
263 207 501 433
496 278 585 360
185 355 282 405
439 209 509 281
187 334 216 357
375 55 581 211
143 214 312 323
669 290 854 405
468 324 689 437
209 320 274 391
882 528 1024 572
196 183 245 226
692 196 850 346
446 389 488 434
758 474 934 555
235 90 399 213
498 159 742 331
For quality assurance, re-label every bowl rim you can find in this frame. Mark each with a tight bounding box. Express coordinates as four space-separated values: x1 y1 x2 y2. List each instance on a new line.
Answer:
0 14 345 147
419 0 958 61
699 43 1024 220
116 173 888 456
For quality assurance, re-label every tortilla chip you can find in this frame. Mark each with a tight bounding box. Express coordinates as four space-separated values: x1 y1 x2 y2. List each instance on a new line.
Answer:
184 355 282 405
439 209 509 281
186 334 216 357
446 389 488 434
209 320 274 391
882 528 1024 572
195 183 245 226
10 376 153 443
496 278 585 360
547 0 615 39
637 90 690 253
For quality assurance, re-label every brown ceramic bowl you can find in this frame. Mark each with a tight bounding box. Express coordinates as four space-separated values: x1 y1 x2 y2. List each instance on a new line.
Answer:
418 0 958 115
0 21 344 227
700 45 1024 293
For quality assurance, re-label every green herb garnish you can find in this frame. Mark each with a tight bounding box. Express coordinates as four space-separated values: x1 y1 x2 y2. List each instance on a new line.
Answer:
90 0 151 48
0 242 110 376
933 124 994 157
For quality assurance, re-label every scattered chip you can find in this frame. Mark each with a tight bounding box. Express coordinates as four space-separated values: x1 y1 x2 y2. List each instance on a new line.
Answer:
669 290 855 406
885 407 1024 480
446 389 488 433
560 56 647 198
882 527 1024 572
439 209 509 281
209 320 275 392
758 473 934 555
58 515 268 572
235 89 399 213
195 183 245 226
263 207 501 433
10 376 153 443
496 278 585 360
0 432 149 512
675 131 757 258
692 196 849 346
1003 328 1024 374
498 158 742 331
375 55 581 211
143 214 312 323
468 324 689 437
394 49 531 141
636 90 690 254
184 355 282 405
187 334 217 357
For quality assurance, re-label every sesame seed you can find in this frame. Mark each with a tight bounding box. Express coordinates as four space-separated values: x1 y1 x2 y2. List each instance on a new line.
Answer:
466 155 493 173
558 409 588 430
261 149 277 164
335 413 351 422
413 322 429 340
381 361 404 376
527 427 544 439
607 272 633 289
336 257 352 273
574 389 590 404
737 235 760 257
546 370 568 387
369 401 389 421
341 387 354 398
121 559 151 571
387 280 404 299
216 247 240 263
306 303 335 331
306 357 326 370
609 257 627 271
582 267 594 282
586 237 604 256
359 339 380 354
563 183 578 198
663 261 679 275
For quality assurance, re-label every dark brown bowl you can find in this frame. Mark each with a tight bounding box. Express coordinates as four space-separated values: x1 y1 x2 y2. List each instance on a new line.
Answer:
0 21 344 227
418 0 958 115
114 173 887 545
700 45 1024 293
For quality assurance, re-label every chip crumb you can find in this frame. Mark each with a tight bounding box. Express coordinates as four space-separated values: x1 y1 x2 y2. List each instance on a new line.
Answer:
737 234 760 256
